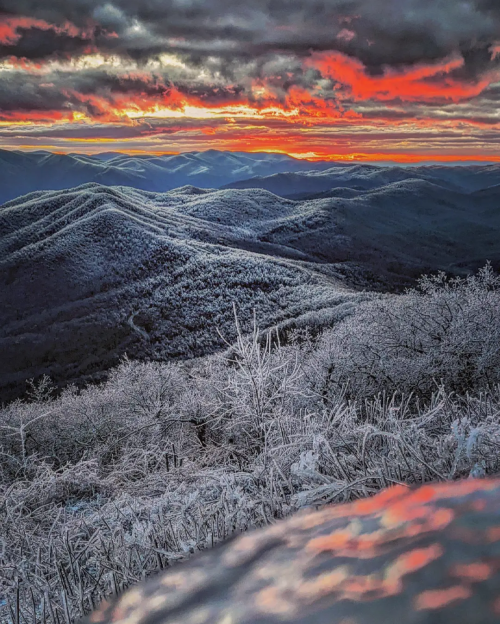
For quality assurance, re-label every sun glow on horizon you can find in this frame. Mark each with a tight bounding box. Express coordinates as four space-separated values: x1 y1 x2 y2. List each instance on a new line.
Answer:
3 142 500 165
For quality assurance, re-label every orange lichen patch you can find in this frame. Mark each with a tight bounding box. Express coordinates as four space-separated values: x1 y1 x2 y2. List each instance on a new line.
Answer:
293 567 402 605
297 567 351 601
306 530 355 552
89 604 111 623
255 586 295 616
415 585 472 611
368 544 441 596
223 533 284 567
393 545 444 575
382 503 432 525
471 499 487 512
306 533 384 558
111 588 143 612
298 545 443 605
428 478 499 500
351 485 408 515
404 484 439 505
493 596 500 615
383 506 454 533
109 606 129 621
307 508 451 560
303 479 490 537
228 534 260 554
486 527 500 542
288 486 409 527
159 569 208 592
340 575 402 601
346 479 496 524
451 562 493 582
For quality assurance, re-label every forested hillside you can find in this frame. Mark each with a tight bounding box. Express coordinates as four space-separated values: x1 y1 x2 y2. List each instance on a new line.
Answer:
3 178 500 402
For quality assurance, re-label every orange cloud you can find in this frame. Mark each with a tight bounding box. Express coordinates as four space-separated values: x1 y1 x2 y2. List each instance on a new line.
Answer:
0 110 71 122
1 44 499 164
0 16 85 45
308 52 497 103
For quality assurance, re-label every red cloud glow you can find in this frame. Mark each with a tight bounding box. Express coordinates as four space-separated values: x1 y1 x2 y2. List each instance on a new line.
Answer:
0 16 86 45
308 52 497 103
1 12 499 163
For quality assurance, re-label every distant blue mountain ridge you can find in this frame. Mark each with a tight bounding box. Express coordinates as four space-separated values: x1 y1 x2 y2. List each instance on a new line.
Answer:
2 149 500 205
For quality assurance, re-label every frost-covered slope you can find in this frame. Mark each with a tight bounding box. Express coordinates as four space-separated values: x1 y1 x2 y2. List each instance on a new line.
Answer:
225 163 500 196
0 150 334 204
2 178 500 401
0 184 366 401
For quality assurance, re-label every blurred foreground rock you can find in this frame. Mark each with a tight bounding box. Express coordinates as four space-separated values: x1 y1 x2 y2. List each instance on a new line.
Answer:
85 478 500 624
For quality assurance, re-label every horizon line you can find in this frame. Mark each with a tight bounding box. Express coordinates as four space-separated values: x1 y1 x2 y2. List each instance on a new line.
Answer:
2 146 500 165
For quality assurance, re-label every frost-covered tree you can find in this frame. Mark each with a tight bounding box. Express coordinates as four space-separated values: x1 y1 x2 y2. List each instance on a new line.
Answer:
307 262 500 400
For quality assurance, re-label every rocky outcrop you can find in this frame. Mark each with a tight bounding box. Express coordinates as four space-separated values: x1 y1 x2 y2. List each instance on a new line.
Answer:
85 478 500 623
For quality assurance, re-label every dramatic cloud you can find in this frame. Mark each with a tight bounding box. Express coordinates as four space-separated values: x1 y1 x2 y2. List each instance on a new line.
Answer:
0 0 499 159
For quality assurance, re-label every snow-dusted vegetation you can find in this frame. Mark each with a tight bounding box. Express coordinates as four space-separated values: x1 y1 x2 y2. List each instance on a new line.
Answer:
1 266 500 623
0 183 373 402
2 167 500 621
3 178 500 403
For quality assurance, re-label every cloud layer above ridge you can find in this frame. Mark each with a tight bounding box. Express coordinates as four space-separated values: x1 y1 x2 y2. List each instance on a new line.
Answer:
1 0 499 160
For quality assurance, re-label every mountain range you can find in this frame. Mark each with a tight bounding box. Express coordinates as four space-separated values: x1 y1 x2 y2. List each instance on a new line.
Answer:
0 150 335 205
2 164 500 401
2 148 500 207
0 182 371 401
224 163 500 196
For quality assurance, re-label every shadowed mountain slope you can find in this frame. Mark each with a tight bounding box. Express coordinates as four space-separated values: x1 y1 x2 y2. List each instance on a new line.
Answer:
2 177 500 401
224 163 500 197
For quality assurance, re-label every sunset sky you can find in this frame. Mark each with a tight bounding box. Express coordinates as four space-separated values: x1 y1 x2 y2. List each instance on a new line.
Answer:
1 0 500 161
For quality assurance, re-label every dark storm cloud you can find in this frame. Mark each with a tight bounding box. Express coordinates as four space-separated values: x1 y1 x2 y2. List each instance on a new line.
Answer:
0 69 166 112
1 1 499 75
0 27 92 60
1 0 499 147
0 65 251 120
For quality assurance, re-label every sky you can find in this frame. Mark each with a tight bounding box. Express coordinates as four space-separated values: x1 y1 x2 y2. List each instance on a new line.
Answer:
0 0 500 161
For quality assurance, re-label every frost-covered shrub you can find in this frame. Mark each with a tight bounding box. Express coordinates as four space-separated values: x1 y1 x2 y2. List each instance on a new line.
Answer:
307 262 500 400
1 266 500 623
